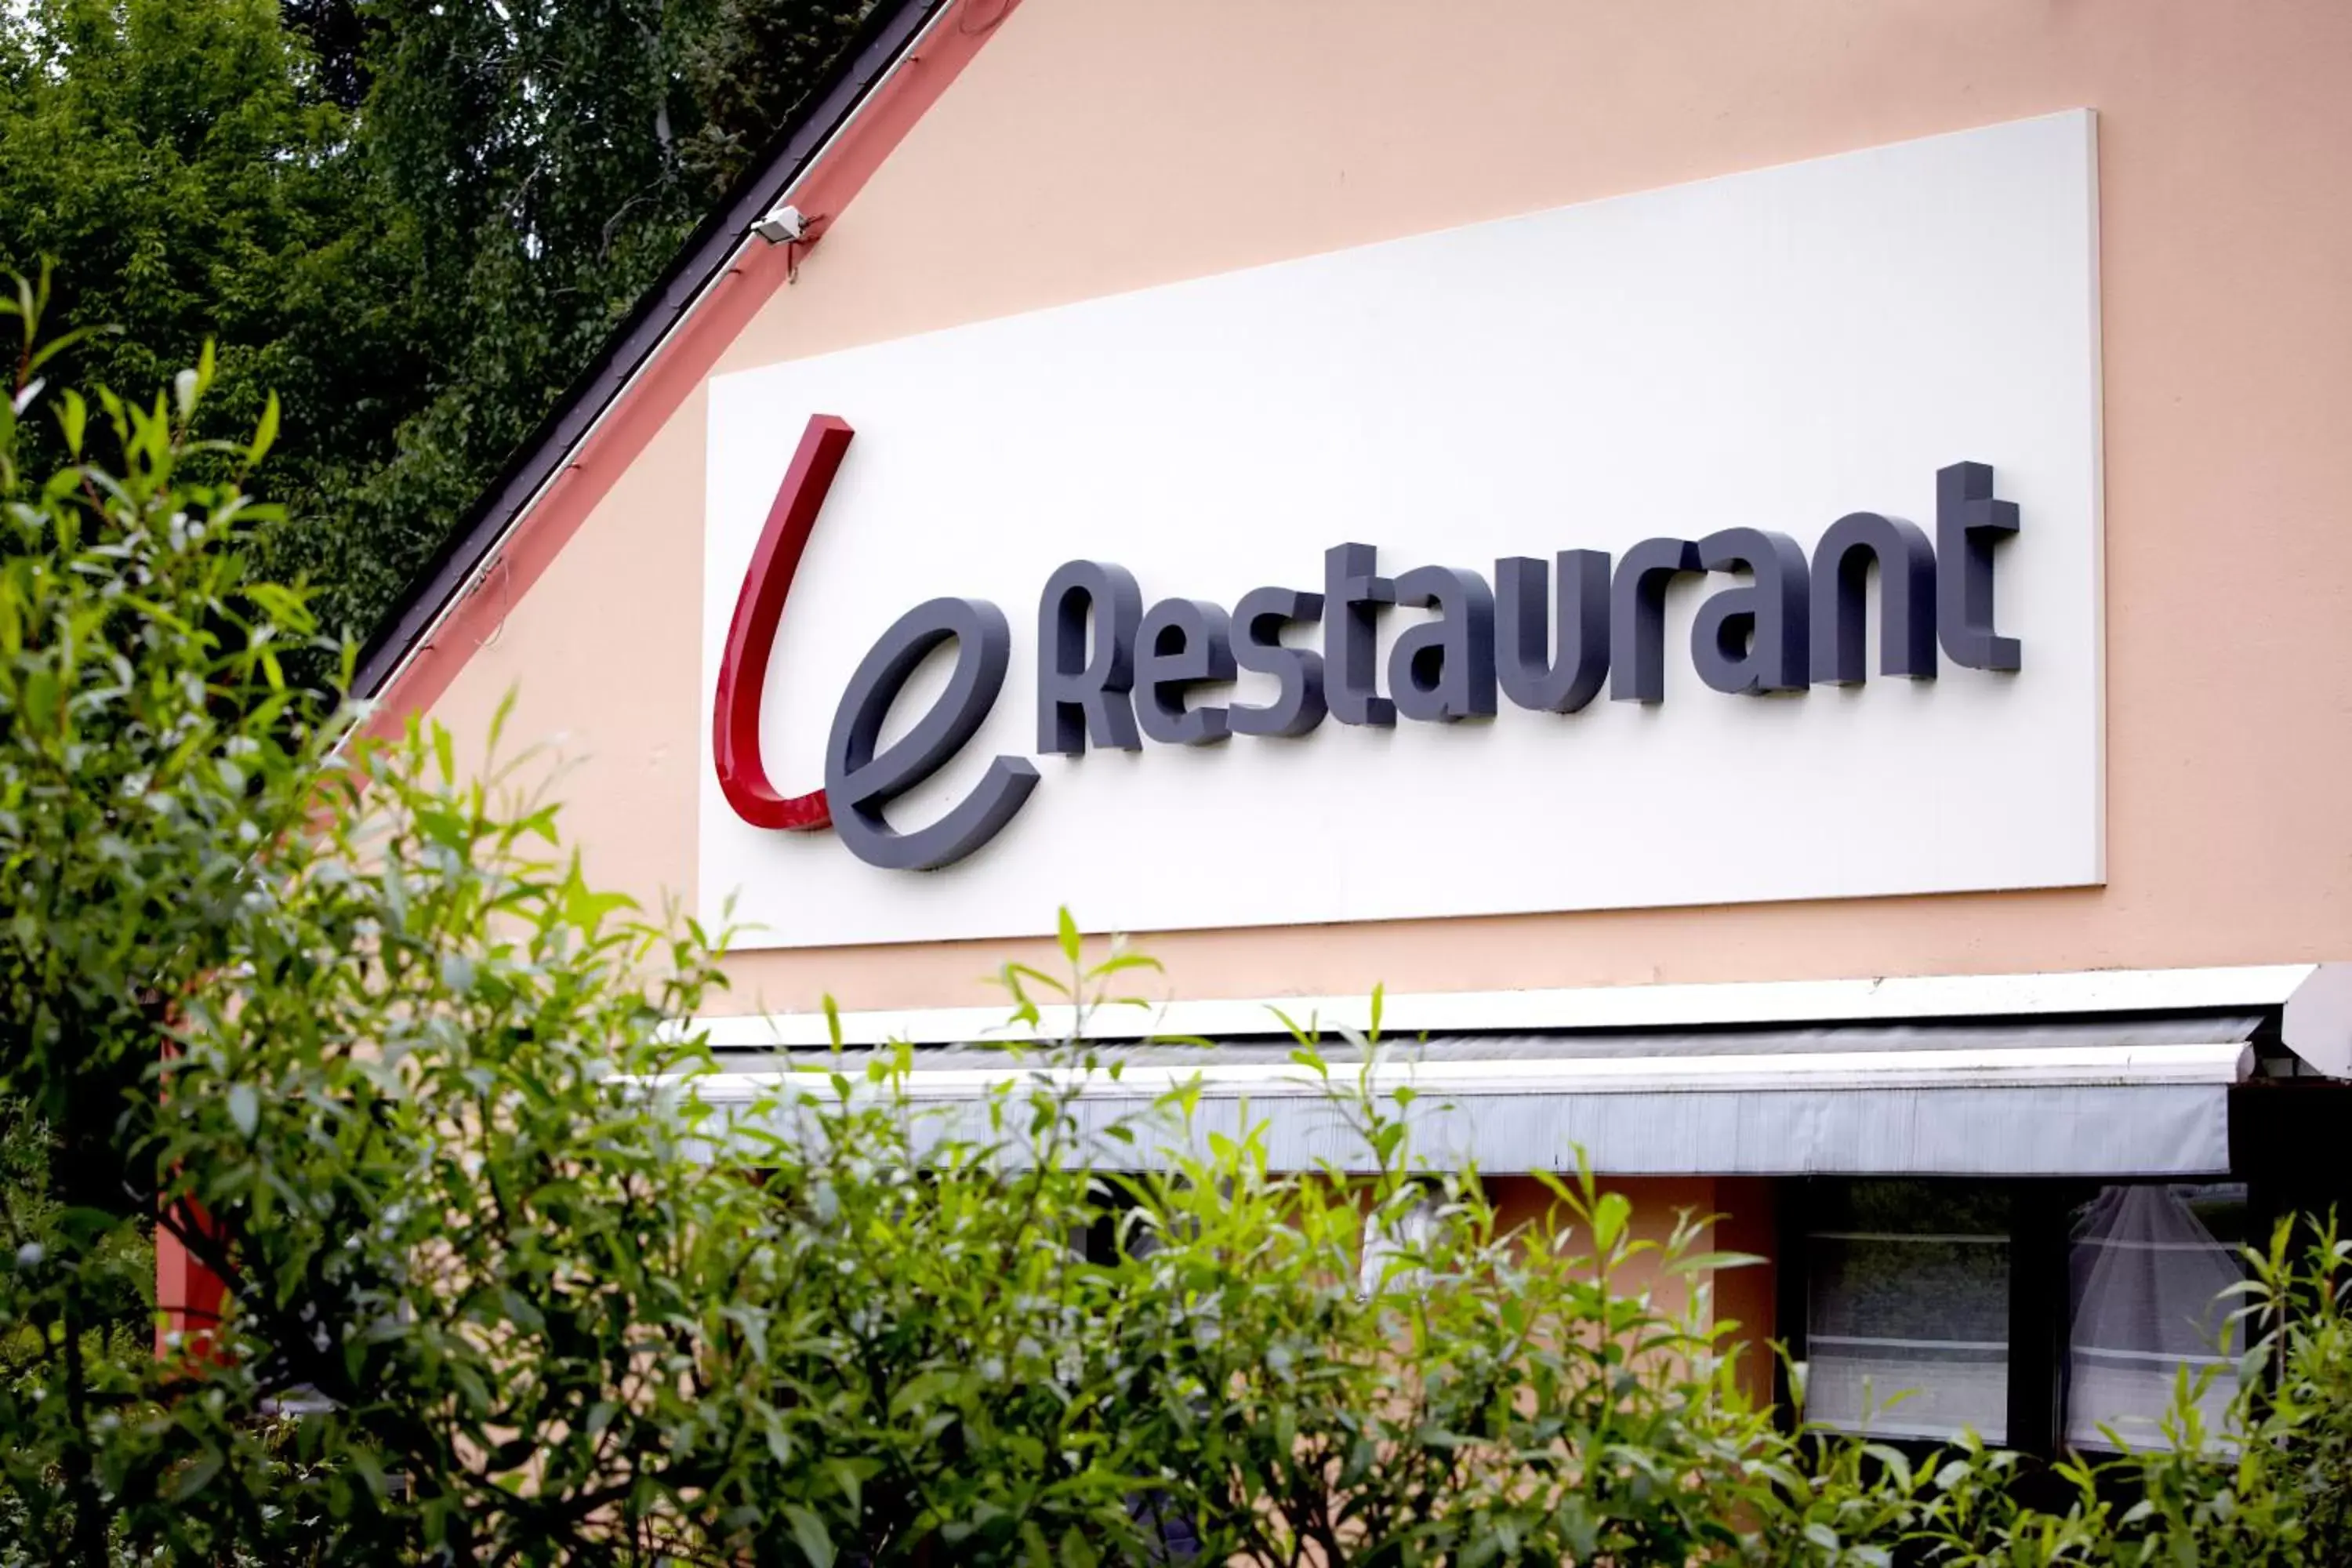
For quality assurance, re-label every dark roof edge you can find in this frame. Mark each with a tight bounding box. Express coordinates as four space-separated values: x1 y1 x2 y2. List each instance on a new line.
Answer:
353 0 943 699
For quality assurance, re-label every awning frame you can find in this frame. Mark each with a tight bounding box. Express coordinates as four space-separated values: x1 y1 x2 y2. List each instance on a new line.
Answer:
670 981 2280 1177
689 962 2318 1051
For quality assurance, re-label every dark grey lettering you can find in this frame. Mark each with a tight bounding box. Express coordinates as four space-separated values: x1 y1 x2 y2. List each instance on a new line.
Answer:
1135 597 1236 746
1323 542 1395 726
1036 560 1142 754
826 597 1038 871
1495 550 1609 713
1810 511 1938 683
1691 528 1811 695
1936 461 2021 672
1388 565 1497 722
1609 538 1702 704
1228 587 1327 738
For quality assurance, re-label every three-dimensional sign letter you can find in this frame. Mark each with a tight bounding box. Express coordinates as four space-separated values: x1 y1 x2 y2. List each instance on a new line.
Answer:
828 597 1040 870
1810 511 1938 683
1324 543 1396 726
1936 461 2022 672
1229 587 1327 737
1610 538 1702 703
1389 565 1497 721
1037 560 1144 753
1691 528 1811 695
1496 550 1610 713
1135 598 1237 746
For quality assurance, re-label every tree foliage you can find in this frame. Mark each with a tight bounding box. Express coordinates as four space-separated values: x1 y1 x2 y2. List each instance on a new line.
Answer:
0 0 870 652
6 318 2352 1563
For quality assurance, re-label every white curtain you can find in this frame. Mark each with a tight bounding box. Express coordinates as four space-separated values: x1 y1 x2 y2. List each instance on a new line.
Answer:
1806 1228 2011 1443
2065 1184 2245 1451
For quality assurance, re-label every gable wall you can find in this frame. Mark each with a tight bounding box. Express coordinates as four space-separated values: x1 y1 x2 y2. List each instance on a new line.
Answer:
422 0 2352 1019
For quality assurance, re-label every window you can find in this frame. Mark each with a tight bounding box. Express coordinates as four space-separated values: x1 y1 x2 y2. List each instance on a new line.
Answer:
1798 1181 2016 1443
1788 1178 2252 1454
2066 1182 2249 1451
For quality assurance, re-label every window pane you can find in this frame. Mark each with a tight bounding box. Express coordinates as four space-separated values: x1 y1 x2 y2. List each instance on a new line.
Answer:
1805 1181 2010 1443
2065 1182 2248 1452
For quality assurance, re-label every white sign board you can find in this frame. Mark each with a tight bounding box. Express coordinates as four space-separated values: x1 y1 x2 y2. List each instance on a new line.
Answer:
702 111 2103 949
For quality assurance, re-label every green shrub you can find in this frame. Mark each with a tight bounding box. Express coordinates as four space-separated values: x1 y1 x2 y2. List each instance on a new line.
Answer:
5 292 2352 1566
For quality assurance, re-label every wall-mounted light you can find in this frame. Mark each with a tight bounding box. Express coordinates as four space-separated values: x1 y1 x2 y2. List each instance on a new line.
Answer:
752 204 809 245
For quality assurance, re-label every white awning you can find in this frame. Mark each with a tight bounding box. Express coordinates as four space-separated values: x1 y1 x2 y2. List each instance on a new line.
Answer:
679 1014 2262 1178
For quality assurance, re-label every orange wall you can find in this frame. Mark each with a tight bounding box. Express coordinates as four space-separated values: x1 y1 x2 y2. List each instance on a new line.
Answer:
424 0 2352 1023
1486 1176 1781 1407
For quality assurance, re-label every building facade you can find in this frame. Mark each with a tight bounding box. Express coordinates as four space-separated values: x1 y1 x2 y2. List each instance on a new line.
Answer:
347 0 2352 1457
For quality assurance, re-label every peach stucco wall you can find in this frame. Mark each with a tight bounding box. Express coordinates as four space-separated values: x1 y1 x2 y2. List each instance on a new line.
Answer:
1486 1176 1778 1404
423 0 2352 1022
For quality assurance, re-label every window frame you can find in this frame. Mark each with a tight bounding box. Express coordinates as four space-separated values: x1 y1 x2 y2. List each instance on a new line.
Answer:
1774 1176 2091 1460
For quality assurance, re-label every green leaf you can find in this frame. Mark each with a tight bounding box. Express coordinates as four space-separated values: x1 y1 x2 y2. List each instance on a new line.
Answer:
247 390 281 468
763 1406 793 1465
54 387 85 456
1057 906 1083 966
784 1503 837 1568
26 323 111 377
824 1457 862 1515
227 1083 259 1138
1590 1191 1632 1251
170 1447 224 1502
